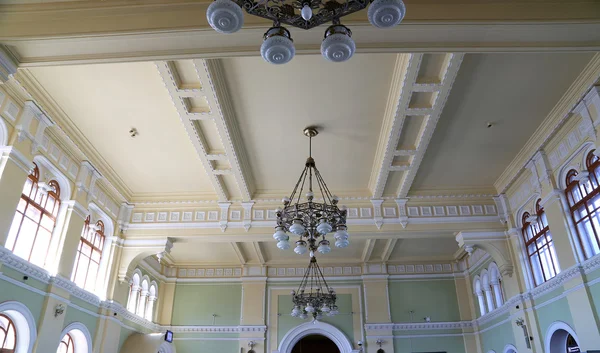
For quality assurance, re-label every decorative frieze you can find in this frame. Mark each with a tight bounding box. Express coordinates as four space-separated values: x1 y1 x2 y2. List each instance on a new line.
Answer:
365 321 473 331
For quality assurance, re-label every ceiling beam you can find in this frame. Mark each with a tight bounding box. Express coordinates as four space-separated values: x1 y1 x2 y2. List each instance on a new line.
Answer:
253 242 266 265
381 239 398 262
361 239 376 263
231 242 247 265
396 53 464 197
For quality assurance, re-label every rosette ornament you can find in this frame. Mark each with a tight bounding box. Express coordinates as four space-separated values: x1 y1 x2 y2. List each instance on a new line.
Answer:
206 0 244 34
367 0 406 28
261 26 296 65
320 25 356 63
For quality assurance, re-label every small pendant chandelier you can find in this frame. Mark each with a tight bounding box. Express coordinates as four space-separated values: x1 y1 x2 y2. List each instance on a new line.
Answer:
206 0 406 64
291 253 339 320
272 127 349 255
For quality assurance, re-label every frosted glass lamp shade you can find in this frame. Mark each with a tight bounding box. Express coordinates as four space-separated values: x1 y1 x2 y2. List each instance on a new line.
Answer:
273 226 288 241
317 240 331 254
294 241 308 255
367 0 406 28
289 219 306 235
335 239 349 248
321 25 355 62
206 0 244 34
277 240 291 250
261 27 296 65
316 219 333 235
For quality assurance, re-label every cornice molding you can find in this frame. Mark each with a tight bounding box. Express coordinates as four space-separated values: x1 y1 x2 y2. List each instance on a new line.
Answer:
0 146 34 173
167 325 266 333
495 53 600 194
365 321 473 331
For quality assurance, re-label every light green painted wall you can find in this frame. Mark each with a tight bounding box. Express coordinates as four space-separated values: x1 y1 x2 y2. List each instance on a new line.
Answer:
175 339 239 353
276 293 354 345
535 297 574 344
172 283 242 325
1 267 48 291
589 281 600 320
481 322 514 353
64 306 98 337
389 279 461 322
0 277 45 321
394 336 465 353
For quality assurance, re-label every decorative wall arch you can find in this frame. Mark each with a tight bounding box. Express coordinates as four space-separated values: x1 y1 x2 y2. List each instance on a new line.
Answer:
503 344 518 353
0 301 37 353
0 117 8 146
276 321 359 353
545 321 580 353
555 141 595 189
88 202 114 237
488 262 501 283
58 322 93 353
514 193 540 229
32 155 72 201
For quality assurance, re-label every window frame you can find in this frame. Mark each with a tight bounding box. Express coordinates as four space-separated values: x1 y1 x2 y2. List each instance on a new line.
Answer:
5 163 61 267
57 333 74 353
71 216 106 292
521 199 560 286
0 313 16 352
565 150 600 258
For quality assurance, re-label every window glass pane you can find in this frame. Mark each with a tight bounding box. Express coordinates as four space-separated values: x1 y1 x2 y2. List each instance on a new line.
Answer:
40 214 55 231
12 218 38 259
24 205 42 222
529 252 544 285
22 178 33 195
0 330 6 348
550 244 560 274
16 198 27 213
57 343 67 353
73 256 89 288
81 243 92 256
86 262 99 291
5 213 23 251
91 249 101 263
4 324 15 349
30 228 51 267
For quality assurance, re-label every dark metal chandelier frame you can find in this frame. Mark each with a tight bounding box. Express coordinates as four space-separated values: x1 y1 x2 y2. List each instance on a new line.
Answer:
233 0 369 30
291 255 338 320
275 127 348 254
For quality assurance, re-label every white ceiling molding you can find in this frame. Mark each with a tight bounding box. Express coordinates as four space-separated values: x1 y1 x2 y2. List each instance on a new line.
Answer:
156 59 253 202
230 242 247 265
369 53 464 198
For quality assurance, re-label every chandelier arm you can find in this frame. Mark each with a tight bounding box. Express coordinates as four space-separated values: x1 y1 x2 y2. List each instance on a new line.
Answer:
288 165 309 203
313 167 333 206
315 259 332 292
296 165 310 206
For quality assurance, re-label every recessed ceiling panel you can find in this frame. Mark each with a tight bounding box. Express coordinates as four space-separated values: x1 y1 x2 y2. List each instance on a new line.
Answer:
410 52 594 193
221 54 397 197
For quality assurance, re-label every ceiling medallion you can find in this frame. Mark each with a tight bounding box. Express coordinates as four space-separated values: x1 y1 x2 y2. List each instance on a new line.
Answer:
206 0 406 64
273 127 349 255
291 253 339 320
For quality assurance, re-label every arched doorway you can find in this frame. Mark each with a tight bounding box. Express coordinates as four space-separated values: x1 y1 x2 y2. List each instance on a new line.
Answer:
276 322 359 353
546 321 581 353
291 335 340 353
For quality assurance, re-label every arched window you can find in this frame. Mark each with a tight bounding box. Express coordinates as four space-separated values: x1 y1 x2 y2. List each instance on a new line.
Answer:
565 150 600 258
71 216 105 292
488 263 505 307
144 283 158 321
136 278 149 317
522 200 560 286
5 163 61 268
57 333 74 353
127 272 141 313
473 276 486 317
0 314 16 352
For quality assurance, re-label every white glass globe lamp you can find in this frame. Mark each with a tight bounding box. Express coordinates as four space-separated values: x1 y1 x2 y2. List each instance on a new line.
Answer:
294 240 308 255
277 239 291 250
206 0 244 34
289 218 306 236
316 218 333 235
368 0 406 28
261 26 296 65
321 24 355 62
273 226 287 241
317 239 331 254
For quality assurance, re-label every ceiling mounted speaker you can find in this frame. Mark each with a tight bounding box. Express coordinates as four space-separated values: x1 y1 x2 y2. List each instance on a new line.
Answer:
207 0 244 34
321 24 355 62
261 26 296 65
368 0 406 28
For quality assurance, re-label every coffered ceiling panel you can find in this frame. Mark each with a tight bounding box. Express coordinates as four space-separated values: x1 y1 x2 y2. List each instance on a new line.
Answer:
169 241 241 266
388 237 458 262
410 52 595 193
27 62 216 198
220 54 398 197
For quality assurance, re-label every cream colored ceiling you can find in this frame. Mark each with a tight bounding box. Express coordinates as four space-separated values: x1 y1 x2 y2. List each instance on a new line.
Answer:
410 52 595 193
28 62 216 198
221 54 396 197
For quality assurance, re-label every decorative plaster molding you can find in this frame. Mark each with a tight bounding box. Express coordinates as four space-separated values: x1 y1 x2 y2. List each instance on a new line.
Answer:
0 46 17 83
365 321 473 331
0 146 34 173
168 325 266 333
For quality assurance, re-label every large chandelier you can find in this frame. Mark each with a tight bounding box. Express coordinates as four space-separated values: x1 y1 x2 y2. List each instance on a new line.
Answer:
206 0 406 64
272 127 349 255
291 254 339 320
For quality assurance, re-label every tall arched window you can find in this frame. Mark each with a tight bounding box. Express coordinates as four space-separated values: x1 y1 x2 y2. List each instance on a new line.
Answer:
473 275 486 317
0 314 16 353
136 278 149 317
522 200 560 286
144 283 158 321
5 164 61 268
127 272 141 313
565 150 600 258
72 216 105 292
57 333 74 353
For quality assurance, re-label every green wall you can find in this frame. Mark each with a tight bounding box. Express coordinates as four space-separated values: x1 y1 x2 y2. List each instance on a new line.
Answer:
481 322 514 353
389 279 461 322
276 293 354 345
535 297 574 344
175 339 239 353
394 336 465 353
171 283 242 325
64 306 98 337
0 277 45 322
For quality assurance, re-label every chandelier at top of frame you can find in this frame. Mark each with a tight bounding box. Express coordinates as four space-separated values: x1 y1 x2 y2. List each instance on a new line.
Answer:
272 127 349 255
206 0 406 64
